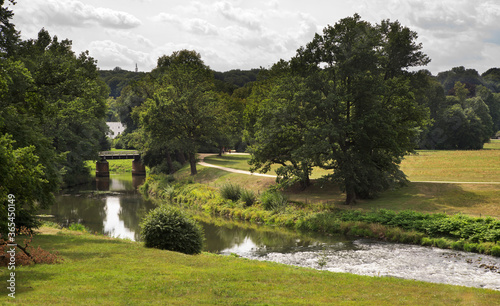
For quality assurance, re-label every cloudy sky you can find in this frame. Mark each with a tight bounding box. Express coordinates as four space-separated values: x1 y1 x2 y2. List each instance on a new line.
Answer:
9 0 500 74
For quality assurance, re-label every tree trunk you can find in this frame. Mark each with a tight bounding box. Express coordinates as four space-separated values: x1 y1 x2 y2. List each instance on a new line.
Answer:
345 189 356 205
298 163 311 190
166 152 173 173
189 153 197 175
176 150 186 164
344 182 356 205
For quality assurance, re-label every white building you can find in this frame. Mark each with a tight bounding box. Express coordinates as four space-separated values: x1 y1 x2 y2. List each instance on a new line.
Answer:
106 122 125 139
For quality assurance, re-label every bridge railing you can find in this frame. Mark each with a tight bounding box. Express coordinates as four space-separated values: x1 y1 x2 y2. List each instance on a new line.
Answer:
99 150 140 157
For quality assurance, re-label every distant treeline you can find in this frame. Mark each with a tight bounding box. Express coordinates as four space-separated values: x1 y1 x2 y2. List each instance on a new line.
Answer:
100 67 260 98
100 65 500 98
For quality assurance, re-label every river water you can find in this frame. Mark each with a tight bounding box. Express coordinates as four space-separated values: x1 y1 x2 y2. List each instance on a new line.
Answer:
41 175 500 291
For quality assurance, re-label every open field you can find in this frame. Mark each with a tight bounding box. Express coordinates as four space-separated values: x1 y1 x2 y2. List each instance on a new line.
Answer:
206 143 500 182
2 227 498 305
200 144 500 218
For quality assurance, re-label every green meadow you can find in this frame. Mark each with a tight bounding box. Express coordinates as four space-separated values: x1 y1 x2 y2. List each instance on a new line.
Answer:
202 141 500 218
1 227 498 305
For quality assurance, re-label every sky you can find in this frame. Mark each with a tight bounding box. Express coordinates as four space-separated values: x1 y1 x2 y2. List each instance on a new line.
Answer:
9 0 500 74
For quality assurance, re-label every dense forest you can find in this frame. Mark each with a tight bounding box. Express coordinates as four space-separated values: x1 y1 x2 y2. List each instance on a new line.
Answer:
2 0 500 233
0 0 109 233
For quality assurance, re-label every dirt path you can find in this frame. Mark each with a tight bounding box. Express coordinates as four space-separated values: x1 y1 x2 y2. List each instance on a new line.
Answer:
198 153 277 178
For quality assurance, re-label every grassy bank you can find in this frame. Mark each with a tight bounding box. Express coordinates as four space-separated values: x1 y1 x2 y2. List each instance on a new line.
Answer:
144 140 500 255
1 227 498 305
141 170 500 257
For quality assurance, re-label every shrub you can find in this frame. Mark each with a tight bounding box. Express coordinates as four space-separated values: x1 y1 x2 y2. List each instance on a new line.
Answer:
140 206 204 255
220 183 242 201
490 245 500 256
260 190 288 212
162 185 176 202
435 238 451 249
451 240 465 250
240 189 256 207
463 242 478 253
68 223 87 232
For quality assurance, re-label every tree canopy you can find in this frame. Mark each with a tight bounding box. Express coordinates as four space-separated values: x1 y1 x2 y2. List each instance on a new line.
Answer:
135 50 239 175
1 1 109 233
250 14 430 204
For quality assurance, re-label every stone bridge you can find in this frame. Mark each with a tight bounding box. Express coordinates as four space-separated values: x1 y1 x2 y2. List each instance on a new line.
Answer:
96 151 146 177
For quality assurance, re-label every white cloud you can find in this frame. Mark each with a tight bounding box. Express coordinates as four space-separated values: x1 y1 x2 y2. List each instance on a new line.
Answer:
88 40 153 70
16 0 141 29
215 1 264 32
105 30 155 48
153 13 219 36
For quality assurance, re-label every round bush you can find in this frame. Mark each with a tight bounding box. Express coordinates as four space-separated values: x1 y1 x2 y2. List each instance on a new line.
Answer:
140 206 204 254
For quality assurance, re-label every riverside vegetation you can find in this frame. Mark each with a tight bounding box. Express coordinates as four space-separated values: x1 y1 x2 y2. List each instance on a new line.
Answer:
140 143 500 257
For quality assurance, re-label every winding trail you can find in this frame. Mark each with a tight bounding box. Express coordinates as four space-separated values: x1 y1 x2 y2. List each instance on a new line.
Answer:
198 153 500 184
198 153 276 178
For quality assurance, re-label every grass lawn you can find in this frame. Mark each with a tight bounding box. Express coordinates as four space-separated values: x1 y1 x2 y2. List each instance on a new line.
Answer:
205 145 500 183
401 149 500 182
200 146 500 218
1 227 498 305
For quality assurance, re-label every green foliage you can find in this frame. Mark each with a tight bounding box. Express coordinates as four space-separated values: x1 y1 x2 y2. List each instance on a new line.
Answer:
135 50 237 175
260 190 288 212
68 223 87 232
491 245 500 256
219 183 242 201
239 189 256 207
0 134 52 234
140 205 204 255
338 209 500 244
99 67 146 98
250 15 430 204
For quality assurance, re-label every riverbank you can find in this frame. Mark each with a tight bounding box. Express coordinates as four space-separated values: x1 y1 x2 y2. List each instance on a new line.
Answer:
2 226 498 304
141 161 500 257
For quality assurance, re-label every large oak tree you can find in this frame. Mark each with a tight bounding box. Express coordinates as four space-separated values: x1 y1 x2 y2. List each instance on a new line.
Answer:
251 14 430 204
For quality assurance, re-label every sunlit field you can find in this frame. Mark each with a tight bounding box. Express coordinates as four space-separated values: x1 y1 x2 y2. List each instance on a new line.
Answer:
205 141 500 183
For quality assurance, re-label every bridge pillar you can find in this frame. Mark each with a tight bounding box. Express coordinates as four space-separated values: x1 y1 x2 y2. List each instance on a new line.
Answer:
132 158 146 176
96 160 110 177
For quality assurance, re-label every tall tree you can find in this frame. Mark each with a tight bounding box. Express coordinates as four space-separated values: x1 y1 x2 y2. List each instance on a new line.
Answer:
15 29 109 185
136 50 221 175
290 14 429 204
0 0 19 57
249 61 318 188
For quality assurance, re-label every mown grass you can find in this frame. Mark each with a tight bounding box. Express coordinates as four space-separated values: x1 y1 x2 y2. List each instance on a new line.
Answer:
1 227 498 305
200 145 500 218
193 160 500 218
205 145 500 182
401 150 500 182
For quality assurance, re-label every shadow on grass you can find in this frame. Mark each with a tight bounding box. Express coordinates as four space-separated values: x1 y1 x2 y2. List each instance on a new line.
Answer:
204 155 250 169
30 232 135 262
365 182 491 215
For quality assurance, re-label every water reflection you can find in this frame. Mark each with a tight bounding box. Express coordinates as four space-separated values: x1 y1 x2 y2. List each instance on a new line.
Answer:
42 175 154 241
103 197 136 240
200 220 353 255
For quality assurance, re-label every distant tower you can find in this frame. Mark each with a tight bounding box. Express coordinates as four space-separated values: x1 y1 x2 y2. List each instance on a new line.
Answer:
135 63 138 73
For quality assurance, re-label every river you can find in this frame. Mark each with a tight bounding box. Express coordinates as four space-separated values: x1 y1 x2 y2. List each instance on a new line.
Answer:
41 174 500 291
